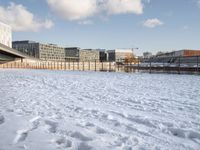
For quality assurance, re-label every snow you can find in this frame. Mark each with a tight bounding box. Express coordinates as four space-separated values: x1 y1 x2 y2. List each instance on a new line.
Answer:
0 69 200 150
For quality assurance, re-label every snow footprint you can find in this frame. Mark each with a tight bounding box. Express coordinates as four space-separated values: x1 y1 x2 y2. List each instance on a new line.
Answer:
13 116 42 144
0 115 5 125
52 137 72 148
77 142 92 150
78 122 107 134
167 127 200 141
70 131 92 141
95 126 107 134
29 116 41 130
13 129 29 144
44 120 58 133
113 136 139 148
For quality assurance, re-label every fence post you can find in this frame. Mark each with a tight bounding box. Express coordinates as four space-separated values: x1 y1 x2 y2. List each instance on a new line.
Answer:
178 56 181 74
149 59 152 74
102 62 103 71
83 62 85 71
163 58 165 72
89 61 90 71
68 61 70 70
73 61 75 71
197 56 199 72
109 62 111 71
95 60 96 71
78 61 79 70
65 59 66 70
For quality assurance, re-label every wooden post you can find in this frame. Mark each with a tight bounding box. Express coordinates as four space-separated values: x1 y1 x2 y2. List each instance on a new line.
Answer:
178 56 181 74
68 61 70 70
89 61 90 71
197 56 199 72
65 59 66 70
149 59 152 74
117 61 119 72
163 58 165 72
95 60 96 71
83 61 85 71
109 62 111 72
78 61 79 70
102 62 103 71
73 61 75 70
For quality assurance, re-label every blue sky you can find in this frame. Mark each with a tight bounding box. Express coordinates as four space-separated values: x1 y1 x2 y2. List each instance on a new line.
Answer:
0 0 200 55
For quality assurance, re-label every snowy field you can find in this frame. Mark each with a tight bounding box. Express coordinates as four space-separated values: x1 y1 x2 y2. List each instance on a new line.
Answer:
0 69 200 150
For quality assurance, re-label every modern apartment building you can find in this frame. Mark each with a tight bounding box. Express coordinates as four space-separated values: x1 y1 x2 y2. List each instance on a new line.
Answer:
12 41 65 61
80 49 99 62
0 22 12 48
13 41 100 62
65 47 80 61
65 47 100 62
98 49 107 62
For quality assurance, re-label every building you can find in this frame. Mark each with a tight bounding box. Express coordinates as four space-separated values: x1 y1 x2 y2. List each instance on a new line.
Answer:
143 52 152 58
65 48 100 62
98 49 107 62
79 49 99 62
156 49 200 58
173 50 200 57
65 47 80 61
107 50 115 62
12 41 65 61
107 49 134 62
0 22 12 48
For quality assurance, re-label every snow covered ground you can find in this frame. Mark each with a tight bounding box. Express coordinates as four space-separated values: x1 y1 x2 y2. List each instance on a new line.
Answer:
0 69 200 150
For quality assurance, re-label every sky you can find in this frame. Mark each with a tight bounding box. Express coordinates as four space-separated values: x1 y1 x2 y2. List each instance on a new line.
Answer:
0 0 200 55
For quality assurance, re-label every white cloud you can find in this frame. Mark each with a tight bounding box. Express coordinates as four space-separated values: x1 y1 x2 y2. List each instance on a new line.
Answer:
103 0 143 15
197 0 200 8
182 25 189 30
143 18 163 28
47 0 97 20
0 3 54 32
78 20 93 25
146 0 151 4
46 0 144 21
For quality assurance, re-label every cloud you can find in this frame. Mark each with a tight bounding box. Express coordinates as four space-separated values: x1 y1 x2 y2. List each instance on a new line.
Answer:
143 18 163 28
47 0 97 20
0 2 54 32
146 0 151 4
182 25 189 30
103 0 143 15
197 0 200 8
47 0 144 21
78 20 93 25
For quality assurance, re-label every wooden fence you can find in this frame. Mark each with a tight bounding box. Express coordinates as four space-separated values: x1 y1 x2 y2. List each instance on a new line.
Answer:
1 56 199 74
0 61 118 72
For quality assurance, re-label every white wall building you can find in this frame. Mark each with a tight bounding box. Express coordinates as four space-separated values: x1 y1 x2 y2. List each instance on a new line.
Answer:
0 22 12 48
